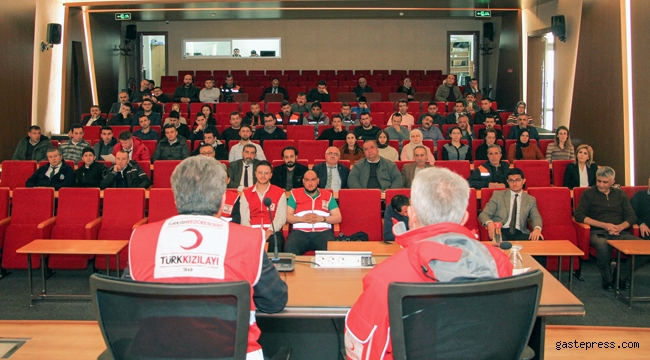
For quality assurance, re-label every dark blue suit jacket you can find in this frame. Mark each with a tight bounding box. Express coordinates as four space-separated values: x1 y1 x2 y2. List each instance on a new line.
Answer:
25 163 75 190
313 162 349 190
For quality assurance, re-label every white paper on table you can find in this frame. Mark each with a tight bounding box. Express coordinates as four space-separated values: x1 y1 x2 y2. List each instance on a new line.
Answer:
512 267 531 276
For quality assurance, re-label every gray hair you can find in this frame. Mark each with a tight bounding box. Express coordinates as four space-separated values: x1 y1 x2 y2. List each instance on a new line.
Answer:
412 145 427 156
47 147 62 156
171 157 227 215
596 166 615 179
411 167 470 226
487 144 502 153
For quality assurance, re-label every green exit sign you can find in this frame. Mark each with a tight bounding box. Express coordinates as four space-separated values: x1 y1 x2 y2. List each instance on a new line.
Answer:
115 13 132 21
475 10 492 18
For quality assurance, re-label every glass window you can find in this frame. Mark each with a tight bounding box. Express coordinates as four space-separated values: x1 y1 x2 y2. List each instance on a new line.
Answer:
182 38 281 59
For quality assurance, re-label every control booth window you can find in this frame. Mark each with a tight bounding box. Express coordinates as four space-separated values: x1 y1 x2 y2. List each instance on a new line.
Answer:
182 38 281 58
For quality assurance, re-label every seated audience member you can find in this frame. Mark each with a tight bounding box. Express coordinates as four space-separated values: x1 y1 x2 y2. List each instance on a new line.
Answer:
303 101 330 126
132 99 161 126
250 50 259 57
229 125 265 162
348 140 404 190
338 103 358 130
508 113 540 143
392 99 415 126
227 144 260 191
307 80 330 102
442 126 472 161
474 128 504 161
384 113 410 142
108 103 133 126
507 101 534 125
353 77 373 100
81 105 106 126
112 131 151 162
93 126 117 158
152 86 170 104
221 111 243 145
152 124 190 161
464 77 482 100
317 115 348 145
125 156 288 360
546 126 575 162
108 91 134 114
25 148 75 189
383 195 409 241
377 130 399 162
339 133 365 165
507 129 544 163
564 144 598 189
261 77 289 101
313 147 349 191
418 114 445 151
396 78 416 101
445 100 467 125
345 167 512 360
130 79 150 103
418 102 446 126
469 144 509 189
100 150 151 189
75 147 108 187
12 125 53 162
173 74 200 103
291 92 311 114
188 113 216 143
240 160 287 251
199 104 217 126
191 130 228 160
463 93 480 115
574 166 648 291
435 73 463 103
232 48 241 57
167 111 191 139
253 113 287 146
455 114 475 143
477 115 503 141
243 102 263 126
199 78 220 103
133 115 160 141
474 98 500 125
284 170 342 255
141 93 163 114
401 145 431 188
401 129 435 164
271 146 309 191
60 125 91 162
220 74 241 103
631 178 650 239
351 96 371 119
277 100 303 125
163 103 187 125
353 113 381 141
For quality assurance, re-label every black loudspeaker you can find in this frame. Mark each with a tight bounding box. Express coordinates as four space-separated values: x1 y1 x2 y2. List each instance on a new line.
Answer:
483 22 494 42
126 25 137 41
46 23 61 45
551 15 566 42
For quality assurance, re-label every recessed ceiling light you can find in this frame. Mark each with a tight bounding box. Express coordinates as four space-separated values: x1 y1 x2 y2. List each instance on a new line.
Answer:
211 13 216 17
399 12 404 16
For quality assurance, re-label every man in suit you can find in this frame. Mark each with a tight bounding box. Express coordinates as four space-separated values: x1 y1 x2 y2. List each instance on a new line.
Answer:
401 145 431 188
227 143 260 191
271 146 309 191
25 148 75 190
260 77 289 101
80 105 106 126
313 146 349 191
109 91 135 114
348 140 403 190
445 100 467 125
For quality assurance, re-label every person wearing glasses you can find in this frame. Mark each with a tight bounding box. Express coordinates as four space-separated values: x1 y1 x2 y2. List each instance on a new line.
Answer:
252 113 287 146
312 146 349 191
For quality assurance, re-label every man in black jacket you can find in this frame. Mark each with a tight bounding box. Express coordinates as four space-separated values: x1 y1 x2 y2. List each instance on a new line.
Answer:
100 150 151 188
271 146 308 191
252 113 287 146
12 125 53 162
25 148 75 189
173 74 200 103
468 145 509 189
312 146 349 191
75 147 108 187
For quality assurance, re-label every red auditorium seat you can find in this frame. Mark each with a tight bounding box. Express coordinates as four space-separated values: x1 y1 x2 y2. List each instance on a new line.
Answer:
621 185 649 200
137 161 152 180
337 93 357 103
148 188 178 223
539 139 554 157
216 103 239 114
142 140 157 158
2 188 55 269
110 126 132 137
435 160 471 179
190 102 214 116
513 160 550 188
466 189 480 237
83 126 101 141
0 161 37 190
298 140 330 162
321 102 342 113
286 126 315 140
338 189 382 240
552 160 573 186
528 187 581 272
265 101 282 113
153 160 182 188
263 140 295 163
413 93 433 103
393 161 412 172
47 188 101 270
94 188 146 271
370 102 395 114
0 188 10 265
385 189 411 207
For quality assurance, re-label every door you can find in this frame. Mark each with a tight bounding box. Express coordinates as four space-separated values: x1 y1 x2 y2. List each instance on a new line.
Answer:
447 31 479 86
139 33 168 86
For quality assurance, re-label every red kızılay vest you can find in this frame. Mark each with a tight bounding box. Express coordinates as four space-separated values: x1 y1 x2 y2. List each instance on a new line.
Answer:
128 215 266 359
243 184 285 230
221 190 240 222
291 188 333 232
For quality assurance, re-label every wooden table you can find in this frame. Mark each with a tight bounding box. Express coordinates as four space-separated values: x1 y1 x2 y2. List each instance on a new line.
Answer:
510 240 584 291
608 240 650 308
16 240 129 306
327 241 401 256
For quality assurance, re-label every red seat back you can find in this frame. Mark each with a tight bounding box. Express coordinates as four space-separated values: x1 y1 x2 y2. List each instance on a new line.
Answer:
83 126 102 141
263 140 296 163
385 189 411 206
572 187 589 211
153 160 182 188
298 140 330 163
465 188 479 235
99 189 145 236
216 102 240 114
338 189 382 240
0 161 37 190
513 160 550 188
552 160 573 187
394 161 412 172
620 186 649 200
435 160 471 179
0 187 9 219
148 188 178 223
286 126 315 141
142 140 157 157
54 188 100 226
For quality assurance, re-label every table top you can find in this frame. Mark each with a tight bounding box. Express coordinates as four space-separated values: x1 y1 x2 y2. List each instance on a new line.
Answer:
607 240 650 255
327 241 401 256
509 240 584 256
16 240 129 255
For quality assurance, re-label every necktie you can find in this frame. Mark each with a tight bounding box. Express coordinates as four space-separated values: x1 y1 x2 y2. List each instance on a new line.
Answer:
510 194 518 234
50 165 58 178
244 165 250 187
272 87 277 94
326 167 333 188
116 172 125 188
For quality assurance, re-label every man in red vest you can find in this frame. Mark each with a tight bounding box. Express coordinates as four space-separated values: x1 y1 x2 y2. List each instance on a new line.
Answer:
127 156 288 359
344 168 513 360
240 160 287 251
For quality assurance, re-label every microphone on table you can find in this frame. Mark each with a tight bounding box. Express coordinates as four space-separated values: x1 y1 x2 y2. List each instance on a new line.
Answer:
264 197 294 272
499 241 512 250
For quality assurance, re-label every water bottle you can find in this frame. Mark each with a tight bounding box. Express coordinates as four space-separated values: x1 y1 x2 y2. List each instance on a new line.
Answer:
493 222 502 246
509 245 524 271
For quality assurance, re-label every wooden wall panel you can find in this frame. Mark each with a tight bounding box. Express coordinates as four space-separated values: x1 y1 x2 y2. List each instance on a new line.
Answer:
495 11 522 112
89 13 121 115
631 0 650 185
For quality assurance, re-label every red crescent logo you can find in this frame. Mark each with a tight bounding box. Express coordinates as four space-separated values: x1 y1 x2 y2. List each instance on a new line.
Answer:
180 228 203 250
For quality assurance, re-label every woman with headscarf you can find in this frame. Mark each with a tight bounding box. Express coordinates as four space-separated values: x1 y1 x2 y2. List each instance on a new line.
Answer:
507 128 544 163
400 129 435 164
376 130 399 162
506 101 533 125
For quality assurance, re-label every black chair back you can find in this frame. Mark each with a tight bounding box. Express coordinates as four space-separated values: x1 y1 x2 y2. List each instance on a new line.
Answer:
90 274 251 360
388 270 543 360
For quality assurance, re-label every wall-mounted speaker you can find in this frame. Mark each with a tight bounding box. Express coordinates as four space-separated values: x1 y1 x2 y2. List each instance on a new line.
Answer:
551 15 566 42
46 23 61 45
483 22 494 42
126 25 137 41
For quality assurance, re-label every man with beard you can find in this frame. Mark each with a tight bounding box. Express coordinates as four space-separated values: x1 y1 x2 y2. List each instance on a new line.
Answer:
252 113 287 146
271 146 309 191
228 125 265 162
173 74 200 103
227 144 260 191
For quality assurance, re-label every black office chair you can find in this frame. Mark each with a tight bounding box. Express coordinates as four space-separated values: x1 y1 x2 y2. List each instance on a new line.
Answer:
90 274 251 360
388 270 543 360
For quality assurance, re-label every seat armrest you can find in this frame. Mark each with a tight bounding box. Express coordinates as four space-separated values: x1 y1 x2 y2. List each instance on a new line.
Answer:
632 224 640 237
132 218 148 229
572 217 591 260
0 217 11 248
37 216 57 239
85 216 103 239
